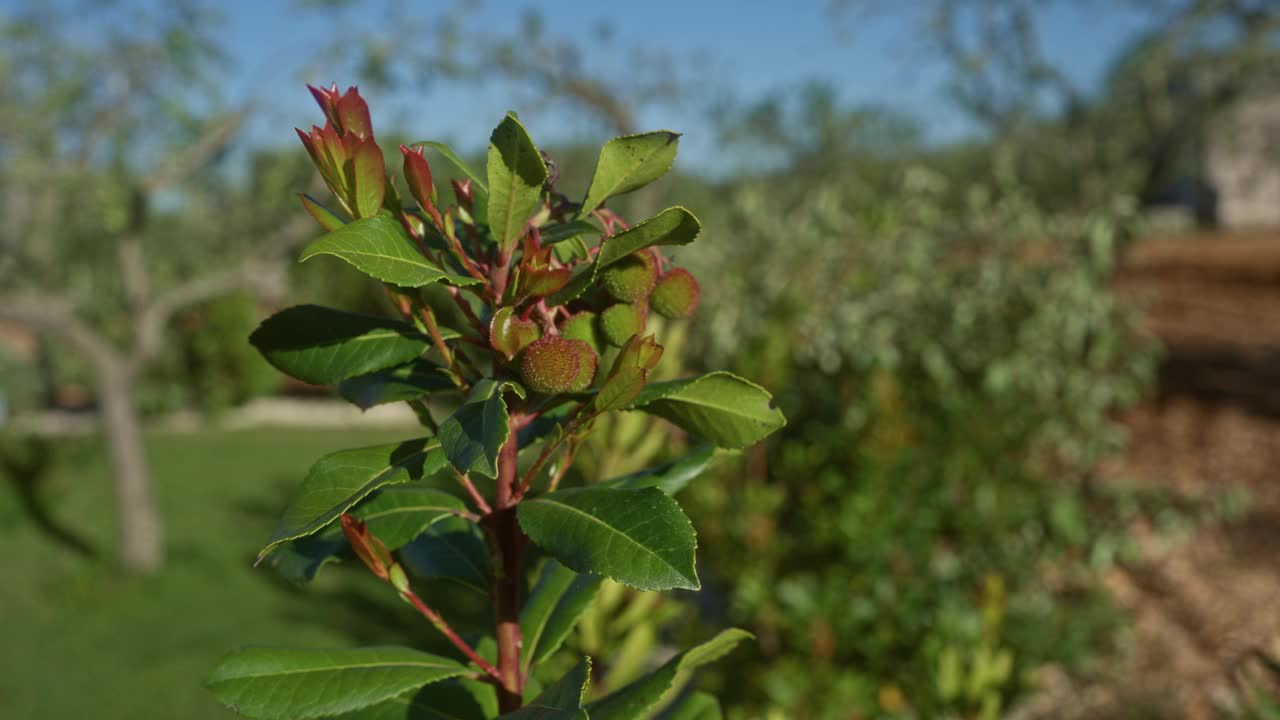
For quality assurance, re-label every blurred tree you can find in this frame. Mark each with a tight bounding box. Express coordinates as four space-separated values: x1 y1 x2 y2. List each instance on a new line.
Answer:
0 3 312 571
832 0 1280 212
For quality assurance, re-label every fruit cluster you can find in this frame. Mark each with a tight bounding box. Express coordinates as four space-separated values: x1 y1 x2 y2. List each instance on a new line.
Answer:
505 247 700 396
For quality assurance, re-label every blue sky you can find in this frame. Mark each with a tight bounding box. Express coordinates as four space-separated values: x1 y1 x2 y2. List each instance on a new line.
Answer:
31 0 1159 170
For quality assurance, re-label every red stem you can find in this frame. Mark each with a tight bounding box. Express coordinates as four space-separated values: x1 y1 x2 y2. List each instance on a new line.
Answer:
491 426 524 711
454 470 493 515
402 587 504 684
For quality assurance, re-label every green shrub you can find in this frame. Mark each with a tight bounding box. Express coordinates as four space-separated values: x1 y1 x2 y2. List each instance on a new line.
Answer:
681 167 1159 718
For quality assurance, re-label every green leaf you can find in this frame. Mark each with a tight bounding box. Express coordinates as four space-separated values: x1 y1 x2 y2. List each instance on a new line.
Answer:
328 679 496 719
439 379 523 479
417 141 490 223
599 445 716 495
518 486 698 591
628 372 785 449
300 193 347 231
594 366 648 412
486 112 548 250
581 131 680 215
400 516 490 594
258 439 448 561
662 692 723 720
596 207 700 267
268 527 345 585
354 484 468 551
339 358 456 410
301 211 481 288
547 207 701 306
539 220 600 246
205 646 468 720
250 305 432 386
500 658 590 719
585 629 752 719
352 138 387 219
520 560 604 671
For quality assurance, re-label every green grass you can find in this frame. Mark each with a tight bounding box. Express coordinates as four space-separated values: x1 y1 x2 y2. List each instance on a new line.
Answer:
0 426 467 720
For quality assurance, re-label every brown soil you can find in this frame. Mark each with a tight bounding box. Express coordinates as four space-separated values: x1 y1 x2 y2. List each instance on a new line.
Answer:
1030 233 1280 719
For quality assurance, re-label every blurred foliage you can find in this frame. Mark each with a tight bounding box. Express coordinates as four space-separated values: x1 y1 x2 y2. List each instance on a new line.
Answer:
672 145 1160 716
1229 650 1280 720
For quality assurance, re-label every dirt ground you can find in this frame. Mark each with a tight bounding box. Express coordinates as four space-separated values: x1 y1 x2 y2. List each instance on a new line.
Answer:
1026 233 1280 719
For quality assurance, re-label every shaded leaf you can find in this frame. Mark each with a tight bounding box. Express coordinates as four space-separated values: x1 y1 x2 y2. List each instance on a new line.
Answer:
268 527 346 586
538 220 600 246
400 516 491 595
354 484 468 551
599 445 716 495
500 658 590 719
250 305 432 386
205 646 468 720
518 486 698 591
520 560 604 671
581 131 680 215
661 692 722 720
439 379 523 479
628 372 785 449
301 212 480 288
586 630 752 719
339 358 456 410
328 678 496 719
487 113 547 250
258 439 448 560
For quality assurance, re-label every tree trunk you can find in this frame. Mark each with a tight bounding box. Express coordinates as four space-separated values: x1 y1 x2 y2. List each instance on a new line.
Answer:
96 360 164 572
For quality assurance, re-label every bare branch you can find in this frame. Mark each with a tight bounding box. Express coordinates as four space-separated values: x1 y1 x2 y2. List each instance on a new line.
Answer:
117 233 151 313
0 297 120 366
140 111 248 196
130 211 314 367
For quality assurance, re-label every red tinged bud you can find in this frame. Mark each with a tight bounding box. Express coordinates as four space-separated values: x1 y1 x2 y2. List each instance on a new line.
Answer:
595 333 664 411
336 87 373 140
297 124 350 207
307 83 343 129
612 332 664 377
451 179 474 211
401 145 436 213
514 234 571 299
340 514 394 581
490 306 541 360
308 83 374 140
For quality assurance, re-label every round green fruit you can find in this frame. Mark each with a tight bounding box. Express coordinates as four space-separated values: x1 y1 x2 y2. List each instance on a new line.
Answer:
565 338 599 392
519 337 581 395
599 303 647 347
560 311 602 353
598 252 657 303
650 268 700 318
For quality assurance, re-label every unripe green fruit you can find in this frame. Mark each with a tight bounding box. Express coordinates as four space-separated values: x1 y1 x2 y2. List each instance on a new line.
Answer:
598 252 657 303
519 336 581 395
599 302 647 347
560 311 602 353
650 268 700 318
564 338 599 392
